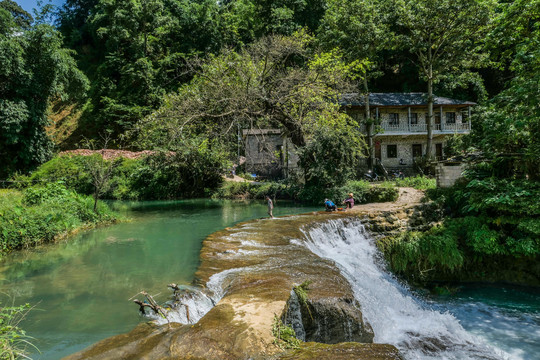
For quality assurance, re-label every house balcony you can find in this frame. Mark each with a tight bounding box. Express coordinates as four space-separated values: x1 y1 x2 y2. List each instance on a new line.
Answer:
374 121 470 135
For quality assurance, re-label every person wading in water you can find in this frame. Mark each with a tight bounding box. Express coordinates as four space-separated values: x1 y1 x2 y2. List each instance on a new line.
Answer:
265 195 274 218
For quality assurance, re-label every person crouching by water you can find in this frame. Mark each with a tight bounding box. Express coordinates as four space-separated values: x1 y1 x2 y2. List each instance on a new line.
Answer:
324 198 337 212
343 193 354 210
265 195 274 218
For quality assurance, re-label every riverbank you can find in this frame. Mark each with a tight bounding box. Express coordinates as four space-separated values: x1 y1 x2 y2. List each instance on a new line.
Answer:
0 186 118 256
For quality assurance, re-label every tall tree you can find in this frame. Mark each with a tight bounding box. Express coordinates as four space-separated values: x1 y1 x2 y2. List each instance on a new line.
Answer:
0 0 33 28
472 0 540 179
0 11 88 178
134 33 367 183
395 0 495 158
318 0 391 169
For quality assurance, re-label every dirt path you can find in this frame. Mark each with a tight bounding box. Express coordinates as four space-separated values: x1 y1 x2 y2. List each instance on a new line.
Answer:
349 187 425 214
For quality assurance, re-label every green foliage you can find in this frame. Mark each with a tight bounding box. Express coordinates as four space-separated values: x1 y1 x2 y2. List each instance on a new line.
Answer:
298 126 366 188
0 186 117 254
293 280 313 320
391 176 436 190
0 302 36 360
214 178 398 205
378 225 464 278
365 182 399 203
0 11 88 178
272 315 301 350
24 143 229 201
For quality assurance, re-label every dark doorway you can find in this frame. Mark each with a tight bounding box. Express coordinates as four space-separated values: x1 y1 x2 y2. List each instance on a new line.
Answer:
412 144 422 158
436 143 443 160
375 142 381 161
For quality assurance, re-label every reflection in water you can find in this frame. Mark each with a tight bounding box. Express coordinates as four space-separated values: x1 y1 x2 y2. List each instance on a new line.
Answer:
0 199 318 360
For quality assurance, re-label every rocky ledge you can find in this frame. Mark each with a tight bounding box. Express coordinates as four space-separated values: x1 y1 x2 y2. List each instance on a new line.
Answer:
65 189 425 360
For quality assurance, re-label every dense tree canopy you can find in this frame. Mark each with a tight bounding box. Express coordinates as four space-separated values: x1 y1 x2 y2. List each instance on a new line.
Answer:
0 0 537 180
0 8 88 178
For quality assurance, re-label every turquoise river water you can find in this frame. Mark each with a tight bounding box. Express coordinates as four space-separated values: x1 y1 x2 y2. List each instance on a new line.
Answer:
0 200 539 359
0 199 319 359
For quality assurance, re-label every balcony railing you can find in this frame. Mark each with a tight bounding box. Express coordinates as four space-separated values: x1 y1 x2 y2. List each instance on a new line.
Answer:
377 122 470 134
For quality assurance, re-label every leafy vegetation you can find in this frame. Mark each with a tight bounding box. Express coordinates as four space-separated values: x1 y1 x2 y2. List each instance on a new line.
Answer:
0 301 35 360
0 184 117 255
392 176 436 190
214 179 398 205
379 176 540 283
272 315 301 350
0 2 88 179
14 148 228 200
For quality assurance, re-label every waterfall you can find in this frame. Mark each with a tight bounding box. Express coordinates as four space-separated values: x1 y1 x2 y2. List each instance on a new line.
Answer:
300 218 510 360
152 267 246 325
284 290 307 341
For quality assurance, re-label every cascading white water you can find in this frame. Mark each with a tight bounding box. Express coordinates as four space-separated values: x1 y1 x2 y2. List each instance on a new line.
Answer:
299 218 511 360
152 267 247 325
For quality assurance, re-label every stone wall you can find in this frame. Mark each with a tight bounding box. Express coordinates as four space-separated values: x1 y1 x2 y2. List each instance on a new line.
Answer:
376 135 446 169
243 129 299 177
436 163 465 187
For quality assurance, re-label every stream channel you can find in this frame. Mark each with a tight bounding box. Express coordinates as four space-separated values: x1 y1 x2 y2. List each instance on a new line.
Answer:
0 200 539 359
0 199 318 359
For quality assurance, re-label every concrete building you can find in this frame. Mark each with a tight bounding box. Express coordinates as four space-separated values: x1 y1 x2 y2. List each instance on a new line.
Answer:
242 129 299 178
343 93 474 173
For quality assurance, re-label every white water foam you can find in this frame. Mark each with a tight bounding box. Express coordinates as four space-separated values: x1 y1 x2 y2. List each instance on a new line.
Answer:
300 219 511 360
152 267 248 325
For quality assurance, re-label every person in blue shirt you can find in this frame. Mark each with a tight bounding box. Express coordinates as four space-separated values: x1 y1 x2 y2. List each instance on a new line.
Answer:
324 199 337 211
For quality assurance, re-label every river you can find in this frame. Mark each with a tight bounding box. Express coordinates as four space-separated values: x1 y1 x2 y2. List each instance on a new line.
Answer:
1 202 539 359
0 199 319 360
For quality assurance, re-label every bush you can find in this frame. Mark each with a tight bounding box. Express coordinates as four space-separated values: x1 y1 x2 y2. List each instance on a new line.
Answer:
0 184 117 254
383 176 540 283
19 143 230 201
0 302 35 359
392 176 436 190
364 183 399 203
213 178 398 206
378 225 464 279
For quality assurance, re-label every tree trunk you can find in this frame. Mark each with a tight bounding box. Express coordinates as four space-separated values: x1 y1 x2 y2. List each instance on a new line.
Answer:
93 190 99 213
364 77 373 171
426 64 434 159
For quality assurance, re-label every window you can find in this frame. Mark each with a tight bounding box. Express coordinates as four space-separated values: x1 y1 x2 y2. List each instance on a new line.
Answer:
412 144 422 158
410 113 418 125
461 110 469 122
387 144 397 158
446 112 456 124
425 112 441 124
389 113 399 125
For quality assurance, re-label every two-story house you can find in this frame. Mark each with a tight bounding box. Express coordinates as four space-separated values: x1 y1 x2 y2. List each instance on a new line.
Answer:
344 92 474 171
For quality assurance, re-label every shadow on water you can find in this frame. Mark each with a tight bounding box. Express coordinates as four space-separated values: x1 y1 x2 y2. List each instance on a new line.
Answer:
0 199 318 360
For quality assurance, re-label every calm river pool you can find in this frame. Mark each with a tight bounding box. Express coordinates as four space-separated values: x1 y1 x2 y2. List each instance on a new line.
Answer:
0 199 319 359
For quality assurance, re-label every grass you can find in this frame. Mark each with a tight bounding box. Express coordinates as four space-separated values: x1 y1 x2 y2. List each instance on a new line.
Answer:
0 301 37 359
390 175 436 190
0 183 118 256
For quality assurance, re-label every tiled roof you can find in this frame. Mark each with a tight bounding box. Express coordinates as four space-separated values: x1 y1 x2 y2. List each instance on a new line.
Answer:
341 93 476 107
242 129 281 135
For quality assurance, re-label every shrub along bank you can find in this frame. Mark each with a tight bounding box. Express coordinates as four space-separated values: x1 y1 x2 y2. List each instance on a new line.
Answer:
378 177 540 286
0 184 118 255
13 151 226 200
18 154 401 204
214 180 399 205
